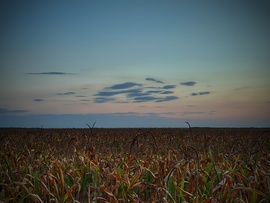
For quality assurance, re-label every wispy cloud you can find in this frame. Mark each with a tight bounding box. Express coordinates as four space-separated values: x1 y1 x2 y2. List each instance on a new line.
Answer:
163 85 176 89
146 90 162 94
0 108 29 114
156 96 179 102
126 91 151 98
145 77 164 84
94 89 142 97
93 80 180 103
133 96 158 103
161 91 174 94
33 98 44 102
133 95 179 103
191 91 210 96
27 72 76 75
180 81 196 86
79 99 90 102
107 82 142 90
57 92 76 95
94 97 116 103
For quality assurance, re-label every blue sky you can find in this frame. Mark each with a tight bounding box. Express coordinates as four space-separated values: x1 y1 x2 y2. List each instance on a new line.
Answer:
1 0 270 128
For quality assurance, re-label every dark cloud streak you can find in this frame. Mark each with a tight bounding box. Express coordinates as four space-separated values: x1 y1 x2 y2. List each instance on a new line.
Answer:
146 90 162 94
107 82 142 90
161 91 174 94
27 72 76 75
145 78 164 84
163 85 176 89
191 91 210 96
156 96 179 102
93 80 180 103
94 89 142 97
180 81 196 86
133 96 159 102
94 97 116 103
33 98 44 102
57 92 76 95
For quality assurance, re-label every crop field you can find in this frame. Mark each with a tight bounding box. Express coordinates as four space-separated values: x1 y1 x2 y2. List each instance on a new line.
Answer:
0 127 270 202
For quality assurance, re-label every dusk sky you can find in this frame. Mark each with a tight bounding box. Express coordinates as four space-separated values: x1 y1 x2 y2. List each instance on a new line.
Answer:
1 0 270 128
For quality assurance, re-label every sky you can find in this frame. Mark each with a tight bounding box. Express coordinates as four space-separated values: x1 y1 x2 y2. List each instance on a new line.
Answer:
0 0 270 128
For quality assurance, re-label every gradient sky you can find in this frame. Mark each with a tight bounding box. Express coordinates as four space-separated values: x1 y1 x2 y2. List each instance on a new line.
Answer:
1 0 270 128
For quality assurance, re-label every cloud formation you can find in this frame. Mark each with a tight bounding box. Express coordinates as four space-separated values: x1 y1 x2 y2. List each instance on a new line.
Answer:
133 95 179 103
161 91 174 94
95 89 142 97
57 92 76 95
94 97 116 103
27 72 75 75
33 98 44 102
146 90 162 94
163 85 176 89
180 81 197 86
133 96 159 102
145 77 164 84
191 91 210 96
79 99 90 102
93 80 180 103
156 96 179 102
107 82 142 90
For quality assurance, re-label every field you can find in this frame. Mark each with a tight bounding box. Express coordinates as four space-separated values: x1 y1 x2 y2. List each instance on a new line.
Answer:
0 127 270 202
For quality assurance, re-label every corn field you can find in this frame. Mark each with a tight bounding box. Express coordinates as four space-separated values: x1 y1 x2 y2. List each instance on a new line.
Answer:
0 127 270 202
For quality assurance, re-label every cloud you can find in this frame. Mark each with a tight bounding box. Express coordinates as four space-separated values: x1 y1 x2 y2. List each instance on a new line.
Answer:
156 96 179 102
180 81 196 86
107 82 142 90
94 97 116 103
133 95 179 103
57 92 76 95
127 92 151 98
33 98 44 102
161 91 174 94
146 90 162 94
145 77 164 84
163 85 176 89
93 80 180 103
191 91 210 96
133 96 160 103
94 89 142 97
27 72 75 75
94 88 178 103
0 108 29 114
94 91 124 97
79 99 90 102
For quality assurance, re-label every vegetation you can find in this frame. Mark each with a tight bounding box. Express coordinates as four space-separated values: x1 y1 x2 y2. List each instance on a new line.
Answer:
0 127 269 202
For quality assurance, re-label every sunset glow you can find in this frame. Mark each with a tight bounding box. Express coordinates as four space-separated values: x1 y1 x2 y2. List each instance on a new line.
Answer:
1 1 269 128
